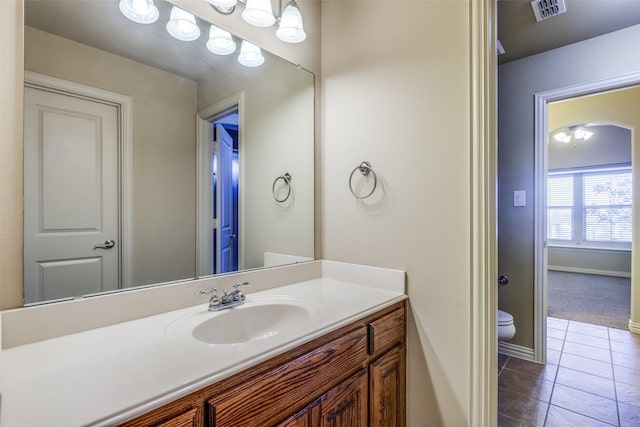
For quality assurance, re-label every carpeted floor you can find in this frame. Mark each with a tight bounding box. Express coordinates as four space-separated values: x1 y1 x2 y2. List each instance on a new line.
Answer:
547 271 631 330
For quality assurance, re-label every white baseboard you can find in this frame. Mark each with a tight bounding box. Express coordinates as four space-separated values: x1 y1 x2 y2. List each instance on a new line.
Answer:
498 342 535 361
548 265 631 278
629 321 640 335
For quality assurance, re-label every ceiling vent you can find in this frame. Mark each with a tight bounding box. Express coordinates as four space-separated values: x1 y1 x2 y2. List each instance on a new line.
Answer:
530 0 567 22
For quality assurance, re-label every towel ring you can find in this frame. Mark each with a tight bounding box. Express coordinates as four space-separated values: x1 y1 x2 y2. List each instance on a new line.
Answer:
272 173 292 203
349 161 377 199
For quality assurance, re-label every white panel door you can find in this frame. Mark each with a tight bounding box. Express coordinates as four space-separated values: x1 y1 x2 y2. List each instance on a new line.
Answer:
216 124 234 273
24 86 119 303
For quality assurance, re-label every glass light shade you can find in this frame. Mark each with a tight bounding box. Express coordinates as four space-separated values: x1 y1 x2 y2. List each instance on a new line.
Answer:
206 0 238 13
166 7 201 41
242 0 276 27
238 41 265 67
276 1 306 43
206 25 237 55
553 131 571 144
574 128 594 140
119 0 159 24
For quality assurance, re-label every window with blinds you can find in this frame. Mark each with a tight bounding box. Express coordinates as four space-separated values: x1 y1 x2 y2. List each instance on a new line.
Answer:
547 166 632 245
584 171 632 242
548 175 573 240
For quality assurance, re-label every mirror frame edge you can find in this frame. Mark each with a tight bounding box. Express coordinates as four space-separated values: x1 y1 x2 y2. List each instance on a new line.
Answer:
1 0 25 310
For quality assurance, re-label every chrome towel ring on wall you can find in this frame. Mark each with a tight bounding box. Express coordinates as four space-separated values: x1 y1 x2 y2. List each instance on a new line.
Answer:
349 161 377 199
272 172 292 202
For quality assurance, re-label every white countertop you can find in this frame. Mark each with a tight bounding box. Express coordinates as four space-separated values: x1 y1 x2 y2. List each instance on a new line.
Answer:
1 276 405 426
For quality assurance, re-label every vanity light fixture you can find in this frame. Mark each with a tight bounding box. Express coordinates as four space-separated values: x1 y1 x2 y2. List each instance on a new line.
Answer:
237 40 265 67
119 0 159 24
207 25 237 55
207 0 238 15
242 0 276 27
276 0 306 43
166 6 201 41
205 0 306 44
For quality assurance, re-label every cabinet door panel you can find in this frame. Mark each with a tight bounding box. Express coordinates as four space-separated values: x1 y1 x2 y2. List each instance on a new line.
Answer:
121 405 202 427
277 400 320 427
319 369 368 427
369 346 405 427
209 328 367 427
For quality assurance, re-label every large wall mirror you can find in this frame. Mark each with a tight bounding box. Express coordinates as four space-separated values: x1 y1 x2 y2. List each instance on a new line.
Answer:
22 0 314 305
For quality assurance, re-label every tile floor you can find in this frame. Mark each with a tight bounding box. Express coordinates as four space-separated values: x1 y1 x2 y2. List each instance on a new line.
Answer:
498 317 640 426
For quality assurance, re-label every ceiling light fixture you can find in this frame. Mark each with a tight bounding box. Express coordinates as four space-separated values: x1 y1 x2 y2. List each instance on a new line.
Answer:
552 125 594 144
573 127 594 141
553 131 572 144
166 6 201 41
119 0 159 24
237 40 265 67
276 0 306 43
206 25 237 55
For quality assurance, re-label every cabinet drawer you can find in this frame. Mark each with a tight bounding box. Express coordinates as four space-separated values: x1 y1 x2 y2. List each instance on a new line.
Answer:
208 327 368 427
367 308 405 357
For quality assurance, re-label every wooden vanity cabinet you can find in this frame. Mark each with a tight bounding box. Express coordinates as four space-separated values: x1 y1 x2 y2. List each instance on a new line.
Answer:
120 301 405 427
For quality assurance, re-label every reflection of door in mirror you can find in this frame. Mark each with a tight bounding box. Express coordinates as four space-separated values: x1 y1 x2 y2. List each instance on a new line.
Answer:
214 121 239 274
198 101 242 278
23 80 124 304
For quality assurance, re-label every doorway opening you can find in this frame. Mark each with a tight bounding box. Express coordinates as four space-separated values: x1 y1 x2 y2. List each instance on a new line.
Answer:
546 121 632 330
534 78 640 362
212 112 240 274
196 93 244 278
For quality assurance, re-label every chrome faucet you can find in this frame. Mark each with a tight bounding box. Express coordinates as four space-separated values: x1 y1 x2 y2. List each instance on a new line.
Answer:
199 282 250 311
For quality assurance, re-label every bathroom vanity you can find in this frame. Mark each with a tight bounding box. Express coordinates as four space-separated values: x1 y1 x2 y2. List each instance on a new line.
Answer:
122 302 405 427
1 261 406 426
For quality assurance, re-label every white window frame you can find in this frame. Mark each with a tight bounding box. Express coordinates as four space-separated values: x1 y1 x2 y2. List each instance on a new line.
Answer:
547 165 632 251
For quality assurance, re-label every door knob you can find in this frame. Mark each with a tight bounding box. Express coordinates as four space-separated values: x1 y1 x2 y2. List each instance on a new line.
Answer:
94 239 115 249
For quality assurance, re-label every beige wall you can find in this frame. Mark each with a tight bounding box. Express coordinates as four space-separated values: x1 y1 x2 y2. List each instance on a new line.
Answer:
24 26 198 289
498 25 640 349
198 59 315 269
321 1 472 424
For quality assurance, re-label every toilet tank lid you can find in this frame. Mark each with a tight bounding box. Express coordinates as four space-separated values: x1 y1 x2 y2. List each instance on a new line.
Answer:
498 309 514 325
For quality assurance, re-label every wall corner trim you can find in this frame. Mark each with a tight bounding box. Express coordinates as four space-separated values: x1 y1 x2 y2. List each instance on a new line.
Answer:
469 0 498 426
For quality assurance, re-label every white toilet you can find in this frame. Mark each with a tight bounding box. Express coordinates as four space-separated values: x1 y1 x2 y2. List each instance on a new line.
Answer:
498 309 516 341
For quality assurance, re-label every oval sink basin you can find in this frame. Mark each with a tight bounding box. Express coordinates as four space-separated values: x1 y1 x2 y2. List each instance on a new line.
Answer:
167 296 323 345
193 303 312 344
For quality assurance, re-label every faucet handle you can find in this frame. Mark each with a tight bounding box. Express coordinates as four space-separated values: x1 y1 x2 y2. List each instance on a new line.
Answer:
233 281 250 291
199 287 218 297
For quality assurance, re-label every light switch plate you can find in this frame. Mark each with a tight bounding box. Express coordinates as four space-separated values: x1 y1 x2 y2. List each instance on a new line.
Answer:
513 190 526 207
